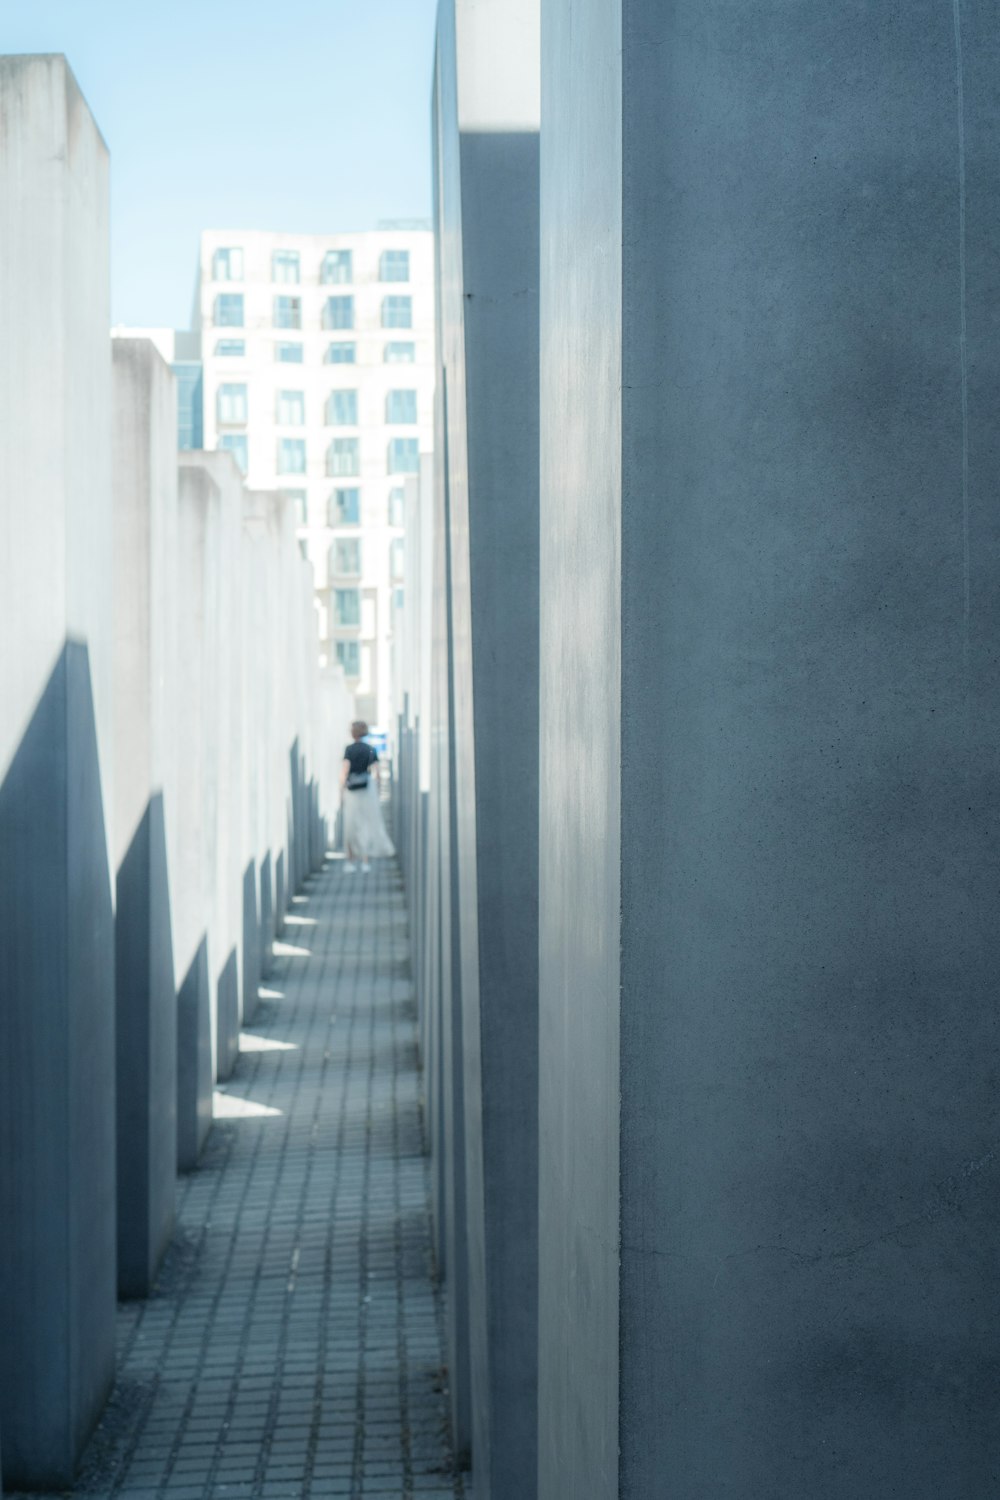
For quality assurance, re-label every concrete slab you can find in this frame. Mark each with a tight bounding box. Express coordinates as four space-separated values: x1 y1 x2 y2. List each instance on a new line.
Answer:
112 337 179 1298
432 3 541 1493
538 5 1000 1496
0 54 116 1489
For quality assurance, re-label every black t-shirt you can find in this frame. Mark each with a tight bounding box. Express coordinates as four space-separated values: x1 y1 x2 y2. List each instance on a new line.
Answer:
344 741 378 789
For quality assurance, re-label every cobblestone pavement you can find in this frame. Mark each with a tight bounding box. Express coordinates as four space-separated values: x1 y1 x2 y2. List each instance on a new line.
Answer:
18 854 464 1500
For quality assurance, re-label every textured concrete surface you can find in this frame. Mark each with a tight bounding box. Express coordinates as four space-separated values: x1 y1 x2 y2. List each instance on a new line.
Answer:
112 338 179 1299
175 466 222 1169
432 2 541 1494
539 4 1000 1497
7 855 467 1500
537 0 622 1494
0 55 117 1488
182 452 246 1085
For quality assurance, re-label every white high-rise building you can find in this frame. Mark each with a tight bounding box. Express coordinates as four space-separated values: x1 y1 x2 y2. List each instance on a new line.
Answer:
193 227 434 729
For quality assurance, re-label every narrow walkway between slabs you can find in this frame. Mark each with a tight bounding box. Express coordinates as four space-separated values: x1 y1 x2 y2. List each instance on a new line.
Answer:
50 853 463 1500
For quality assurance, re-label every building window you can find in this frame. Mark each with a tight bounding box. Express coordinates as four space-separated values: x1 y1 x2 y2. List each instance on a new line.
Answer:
385 389 417 424
217 383 248 425
381 295 412 329
275 341 303 363
214 293 244 327
384 341 416 364
331 538 362 575
277 437 307 474
387 437 418 474
379 249 410 282
336 640 361 676
276 389 305 426
333 587 361 627
327 438 360 476
323 296 354 331
388 485 406 527
281 488 308 526
212 246 243 281
219 433 248 475
322 249 353 285
272 249 300 284
175 365 203 451
325 342 356 364
326 389 358 426
215 338 246 356
390 537 405 580
330 487 360 525
273 295 302 330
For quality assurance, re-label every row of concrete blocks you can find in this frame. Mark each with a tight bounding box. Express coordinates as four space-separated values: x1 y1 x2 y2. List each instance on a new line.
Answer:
398 2 1000 1497
0 56 344 1491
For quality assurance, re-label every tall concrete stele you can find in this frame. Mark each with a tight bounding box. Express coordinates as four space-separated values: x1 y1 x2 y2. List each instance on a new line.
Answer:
538 3 1000 1498
0 54 117 1489
192 228 436 729
394 2 541 1497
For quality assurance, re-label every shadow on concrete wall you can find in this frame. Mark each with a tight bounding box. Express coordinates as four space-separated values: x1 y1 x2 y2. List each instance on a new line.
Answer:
116 791 177 1299
259 850 275 977
0 640 116 1489
217 947 240 1083
177 936 212 1173
243 857 261 1025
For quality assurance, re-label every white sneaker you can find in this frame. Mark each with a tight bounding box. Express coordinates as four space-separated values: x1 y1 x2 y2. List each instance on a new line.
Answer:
360 862 371 875
344 860 357 873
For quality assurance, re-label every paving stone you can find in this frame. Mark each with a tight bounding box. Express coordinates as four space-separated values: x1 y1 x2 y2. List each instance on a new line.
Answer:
12 852 464 1500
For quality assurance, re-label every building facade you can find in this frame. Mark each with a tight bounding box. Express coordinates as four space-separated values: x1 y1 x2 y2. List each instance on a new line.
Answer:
193 228 434 728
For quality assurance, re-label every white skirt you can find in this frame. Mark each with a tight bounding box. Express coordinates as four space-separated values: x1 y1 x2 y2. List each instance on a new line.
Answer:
342 779 395 859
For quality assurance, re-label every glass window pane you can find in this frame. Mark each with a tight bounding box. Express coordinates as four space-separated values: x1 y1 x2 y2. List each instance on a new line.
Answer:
321 250 353 285
215 338 245 356
326 389 358 426
277 437 307 474
379 249 410 282
387 437 419 474
331 538 362 575
381 295 412 329
333 588 361 626
329 487 360 525
276 390 305 425
335 640 360 676
327 438 360 477
322 296 355 331
212 247 243 281
385 389 417 424
175 365 204 450
217 382 248 424
272 249 300 284
273 296 302 330
219 433 248 474
275 342 303 363
390 537 405 579
383 341 416 363
325 342 356 364
214 293 244 327
388 485 405 527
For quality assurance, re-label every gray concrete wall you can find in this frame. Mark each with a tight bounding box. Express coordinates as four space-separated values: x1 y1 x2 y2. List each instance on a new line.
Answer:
112 337 179 1297
183 452 246 1081
539 4 1000 1497
432 2 541 1494
0 54 117 1488
175 464 221 1168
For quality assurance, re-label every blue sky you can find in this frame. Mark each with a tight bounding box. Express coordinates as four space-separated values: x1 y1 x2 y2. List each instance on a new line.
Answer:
2 0 439 327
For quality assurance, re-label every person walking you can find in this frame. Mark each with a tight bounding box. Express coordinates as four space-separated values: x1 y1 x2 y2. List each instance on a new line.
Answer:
340 720 395 873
